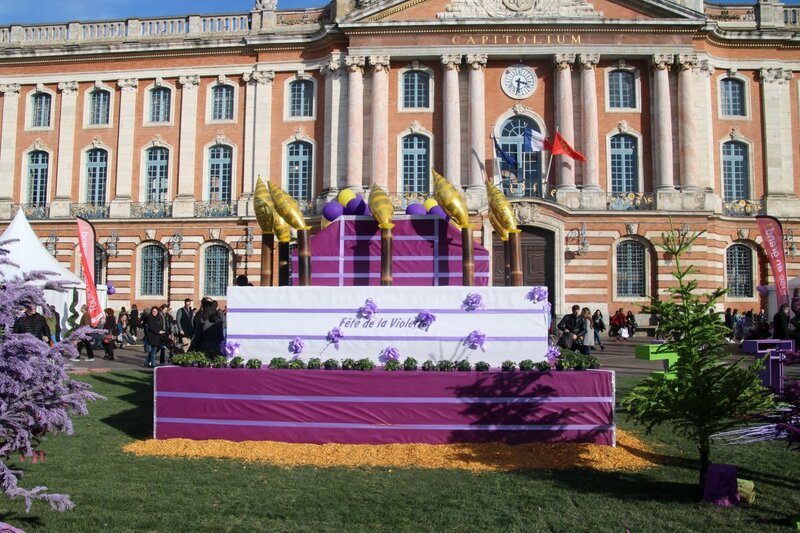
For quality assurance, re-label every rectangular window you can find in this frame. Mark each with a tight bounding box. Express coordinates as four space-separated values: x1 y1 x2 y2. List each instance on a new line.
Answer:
212 86 234 121
402 135 429 194
86 150 108 204
722 142 749 202
610 135 637 193
403 72 430 109
287 142 312 200
89 90 110 125
208 146 232 203
721 79 745 117
150 88 171 123
609 70 635 109
140 245 165 296
31 93 51 128
146 148 169 203
289 80 314 118
616 241 646 298
28 152 49 205
726 245 753 298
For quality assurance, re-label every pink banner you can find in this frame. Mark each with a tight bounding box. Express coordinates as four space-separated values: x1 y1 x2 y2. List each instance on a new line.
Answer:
76 217 103 326
757 216 789 308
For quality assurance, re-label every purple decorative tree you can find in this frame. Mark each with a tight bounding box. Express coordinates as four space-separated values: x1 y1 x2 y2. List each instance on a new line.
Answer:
0 240 101 512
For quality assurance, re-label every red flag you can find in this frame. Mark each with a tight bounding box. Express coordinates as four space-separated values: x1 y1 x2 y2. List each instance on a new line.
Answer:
756 216 790 308
551 131 586 161
76 217 104 326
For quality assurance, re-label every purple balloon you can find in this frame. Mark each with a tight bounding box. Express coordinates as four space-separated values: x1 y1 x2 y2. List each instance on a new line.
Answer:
429 205 450 220
108 287 117 295
345 195 367 215
322 201 344 222
405 203 427 215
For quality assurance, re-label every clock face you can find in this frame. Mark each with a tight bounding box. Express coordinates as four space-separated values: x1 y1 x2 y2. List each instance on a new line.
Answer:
501 65 537 99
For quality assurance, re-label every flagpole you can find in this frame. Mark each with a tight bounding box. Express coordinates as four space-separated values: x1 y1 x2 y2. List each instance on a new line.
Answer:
543 125 559 198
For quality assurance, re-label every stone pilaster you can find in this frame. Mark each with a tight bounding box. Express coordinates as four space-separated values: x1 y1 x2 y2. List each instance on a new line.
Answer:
110 78 138 218
466 53 487 208
442 54 463 186
369 55 390 189
241 69 274 215
553 54 580 208
345 55 365 191
174 74 200 217
322 57 346 197
51 81 78 218
0 83 20 218
676 54 701 192
578 53 604 210
652 54 675 194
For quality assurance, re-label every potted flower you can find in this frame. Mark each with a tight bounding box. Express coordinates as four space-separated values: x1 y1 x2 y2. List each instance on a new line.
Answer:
437 360 455 372
269 357 290 369
307 357 322 370
474 361 490 371
456 360 471 372
384 360 402 371
403 357 418 371
229 356 245 369
323 358 340 370
518 359 535 371
501 360 516 371
421 360 436 372
355 358 375 371
246 358 262 369
288 358 306 370
341 358 357 370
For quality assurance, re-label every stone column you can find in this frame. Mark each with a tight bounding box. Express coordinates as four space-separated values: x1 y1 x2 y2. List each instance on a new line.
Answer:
652 54 675 192
52 81 78 218
442 54 462 185
173 74 200 217
322 57 346 196
578 54 604 209
345 55 365 191
677 54 701 192
759 67 799 216
554 54 577 192
241 69 274 215
0 83 20 218
110 78 138 218
369 55 390 189
466 53 487 207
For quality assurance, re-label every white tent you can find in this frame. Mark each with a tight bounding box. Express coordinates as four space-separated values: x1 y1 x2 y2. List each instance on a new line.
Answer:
762 277 800 319
0 210 106 331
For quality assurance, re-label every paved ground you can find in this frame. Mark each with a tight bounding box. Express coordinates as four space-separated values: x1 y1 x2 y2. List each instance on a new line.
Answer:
66 333 800 381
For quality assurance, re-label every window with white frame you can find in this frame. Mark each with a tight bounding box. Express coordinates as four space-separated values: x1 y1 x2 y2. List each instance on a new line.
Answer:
497 115 543 198
610 134 638 193
720 78 745 117
145 147 169 203
140 244 165 296
616 240 646 298
722 141 749 201
401 134 429 194
150 87 171 123
28 151 49 206
208 145 232 203
86 149 108 204
726 244 753 298
88 89 110 125
94 243 105 286
287 141 312 201
211 85 234 121
608 70 636 109
31 92 51 128
288 80 314 118
402 71 430 109
204 244 230 297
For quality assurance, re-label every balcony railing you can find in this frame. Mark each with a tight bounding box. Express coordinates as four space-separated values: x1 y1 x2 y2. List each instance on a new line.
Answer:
722 198 763 217
12 203 49 220
607 192 654 211
132 202 172 218
194 201 237 218
70 203 109 219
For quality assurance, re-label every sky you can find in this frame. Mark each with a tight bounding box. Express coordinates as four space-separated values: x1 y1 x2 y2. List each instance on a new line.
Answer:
0 0 326 25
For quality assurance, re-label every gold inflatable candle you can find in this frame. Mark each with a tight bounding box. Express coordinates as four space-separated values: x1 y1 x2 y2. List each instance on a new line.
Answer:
486 178 518 233
368 186 395 230
432 169 470 229
489 211 509 241
254 177 275 234
268 182 310 231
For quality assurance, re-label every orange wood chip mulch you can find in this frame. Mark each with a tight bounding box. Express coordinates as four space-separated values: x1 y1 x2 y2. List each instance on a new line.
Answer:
123 430 671 472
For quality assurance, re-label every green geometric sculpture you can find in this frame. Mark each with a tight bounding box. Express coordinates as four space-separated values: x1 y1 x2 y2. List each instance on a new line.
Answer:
635 343 678 380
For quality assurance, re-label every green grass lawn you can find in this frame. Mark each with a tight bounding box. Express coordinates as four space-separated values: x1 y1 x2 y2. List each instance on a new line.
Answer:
0 372 798 532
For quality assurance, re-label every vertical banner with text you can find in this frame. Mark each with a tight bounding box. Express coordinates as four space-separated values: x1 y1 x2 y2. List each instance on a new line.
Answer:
756 215 789 308
76 217 103 326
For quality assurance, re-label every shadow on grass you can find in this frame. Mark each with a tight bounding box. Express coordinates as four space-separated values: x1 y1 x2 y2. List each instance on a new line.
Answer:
91 371 153 440
0 512 43 529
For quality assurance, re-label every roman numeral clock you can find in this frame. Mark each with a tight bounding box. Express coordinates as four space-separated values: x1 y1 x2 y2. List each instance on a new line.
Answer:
501 64 537 99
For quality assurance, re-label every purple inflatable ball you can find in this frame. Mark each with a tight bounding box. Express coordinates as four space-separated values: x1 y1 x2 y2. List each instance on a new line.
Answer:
322 201 344 222
429 205 449 220
405 203 427 215
346 195 367 215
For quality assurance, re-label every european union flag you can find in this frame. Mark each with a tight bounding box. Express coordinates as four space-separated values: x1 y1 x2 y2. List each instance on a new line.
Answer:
493 136 517 167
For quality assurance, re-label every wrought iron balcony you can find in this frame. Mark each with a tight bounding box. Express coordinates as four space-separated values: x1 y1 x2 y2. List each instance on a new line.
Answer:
12 203 49 220
194 201 237 217
722 198 763 217
132 202 172 218
70 202 109 219
607 192 654 211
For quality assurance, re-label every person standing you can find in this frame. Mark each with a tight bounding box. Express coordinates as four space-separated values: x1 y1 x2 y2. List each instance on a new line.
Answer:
144 306 165 368
101 308 117 360
46 304 62 343
72 304 95 361
592 309 606 350
129 304 140 338
610 308 626 339
12 304 51 342
189 299 225 358
580 307 594 350
773 303 791 340
175 298 195 347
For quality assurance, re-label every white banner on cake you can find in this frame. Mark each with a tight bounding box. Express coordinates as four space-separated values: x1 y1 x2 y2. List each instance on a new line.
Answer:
226 286 550 366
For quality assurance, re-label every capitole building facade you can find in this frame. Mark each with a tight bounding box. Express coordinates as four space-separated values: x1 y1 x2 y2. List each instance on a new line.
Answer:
0 0 798 318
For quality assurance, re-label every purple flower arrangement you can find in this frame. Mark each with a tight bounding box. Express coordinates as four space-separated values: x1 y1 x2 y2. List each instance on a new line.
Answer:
220 340 240 360
546 345 561 365
289 337 305 358
415 310 436 330
461 292 485 312
358 298 379 319
326 327 344 350
465 330 486 352
756 285 769 297
526 286 548 303
380 346 401 363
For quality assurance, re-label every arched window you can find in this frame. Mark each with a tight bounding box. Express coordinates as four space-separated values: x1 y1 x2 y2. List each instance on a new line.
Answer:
497 115 542 198
287 141 312 201
288 80 314 117
204 244 230 297
86 149 108 204
726 244 753 298
150 87 171 123
402 71 430 109
721 78 745 117
211 85 234 120
28 151 49 206
94 243 105 286
610 134 638 193
145 147 169 203
89 89 110 125
140 244 165 296
31 92 51 128
722 141 749 202
208 145 232 203
616 240 646 298
401 134 430 194
608 70 635 109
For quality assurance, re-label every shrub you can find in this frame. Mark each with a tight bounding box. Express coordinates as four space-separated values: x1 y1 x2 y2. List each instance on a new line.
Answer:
323 358 340 370
229 356 245 369
307 357 321 370
245 358 262 369
355 358 375 371
341 358 356 370
518 359 535 371
456 360 471 372
288 358 306 370
501 360 516 371
403 357 418 371
437 360 455 372
421 360 436 371
195 357 211 368
474 361 490 371
171 353 193 367
269 357 289 369
534 361 551 371
210 355 227 368
556 350 600 371
384 360 402 371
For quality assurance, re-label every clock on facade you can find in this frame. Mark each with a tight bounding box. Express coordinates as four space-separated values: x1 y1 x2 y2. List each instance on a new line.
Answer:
501 65 537 99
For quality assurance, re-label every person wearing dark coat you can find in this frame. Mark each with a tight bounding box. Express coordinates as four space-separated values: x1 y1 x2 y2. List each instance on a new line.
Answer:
773 303 791 340
12 304 51 342
557 305 588 354
175 298 195 346
144 306 165 368
129 304 140 338
189 299 225 358
102 308 117 360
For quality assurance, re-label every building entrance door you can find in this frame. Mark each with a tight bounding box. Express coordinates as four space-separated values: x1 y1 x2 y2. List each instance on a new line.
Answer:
492 226 556 313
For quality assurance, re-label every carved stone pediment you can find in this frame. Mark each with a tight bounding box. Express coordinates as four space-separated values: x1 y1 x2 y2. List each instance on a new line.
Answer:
440 0 601 19
513 201 539 225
